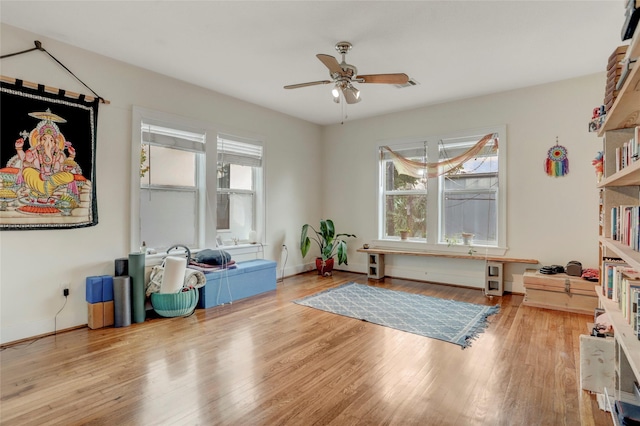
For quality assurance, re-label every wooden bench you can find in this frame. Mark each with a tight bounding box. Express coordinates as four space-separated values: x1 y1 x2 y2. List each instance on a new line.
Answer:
357 247 539 295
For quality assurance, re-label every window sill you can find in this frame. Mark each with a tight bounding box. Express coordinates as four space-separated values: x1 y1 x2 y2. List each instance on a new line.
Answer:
369 239 507 257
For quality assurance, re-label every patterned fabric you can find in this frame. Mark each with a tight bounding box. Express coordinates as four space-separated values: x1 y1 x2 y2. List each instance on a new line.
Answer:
294 282 500 349
1 79 99 229
382 133 497 178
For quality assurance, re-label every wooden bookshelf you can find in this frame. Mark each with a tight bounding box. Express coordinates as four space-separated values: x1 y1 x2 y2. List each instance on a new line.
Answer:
594 23 640 423
597 288 640 382
598 159 640 187
600 237 640 271
598 31 640 136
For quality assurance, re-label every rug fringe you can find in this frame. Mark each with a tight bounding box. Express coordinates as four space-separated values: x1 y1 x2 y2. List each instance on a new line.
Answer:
461 305 500 349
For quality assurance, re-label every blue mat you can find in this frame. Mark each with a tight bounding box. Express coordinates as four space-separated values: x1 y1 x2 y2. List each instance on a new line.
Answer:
294 283 500 349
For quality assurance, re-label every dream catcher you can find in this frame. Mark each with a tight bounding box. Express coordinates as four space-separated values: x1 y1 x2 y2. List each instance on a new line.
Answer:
544 137 569 177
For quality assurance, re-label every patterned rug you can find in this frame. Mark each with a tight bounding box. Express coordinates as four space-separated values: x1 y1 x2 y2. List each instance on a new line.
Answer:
294 282 500 349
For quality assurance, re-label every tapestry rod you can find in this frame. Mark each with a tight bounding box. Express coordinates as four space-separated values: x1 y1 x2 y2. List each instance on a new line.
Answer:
1 40 109 104
0 75 110 104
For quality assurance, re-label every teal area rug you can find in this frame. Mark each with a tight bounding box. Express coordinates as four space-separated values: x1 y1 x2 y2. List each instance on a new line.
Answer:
294 283 500 349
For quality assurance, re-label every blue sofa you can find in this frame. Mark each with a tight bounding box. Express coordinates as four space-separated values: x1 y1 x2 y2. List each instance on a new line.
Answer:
198 259 277 308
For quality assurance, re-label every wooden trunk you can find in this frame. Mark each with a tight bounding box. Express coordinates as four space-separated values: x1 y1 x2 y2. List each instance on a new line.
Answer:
523 269 598 315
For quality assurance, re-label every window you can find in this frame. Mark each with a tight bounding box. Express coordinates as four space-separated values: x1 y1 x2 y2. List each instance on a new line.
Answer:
130 107 265 253
138 123 207 251
130 107 217 252
439 135 499 246
216 136 264 243
381 144 428 239
378 126 506 251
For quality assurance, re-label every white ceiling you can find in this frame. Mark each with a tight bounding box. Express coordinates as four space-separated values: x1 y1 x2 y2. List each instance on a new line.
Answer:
0 1 627 126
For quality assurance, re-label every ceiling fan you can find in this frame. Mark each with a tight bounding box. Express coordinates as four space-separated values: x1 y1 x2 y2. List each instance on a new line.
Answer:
284 41 409 104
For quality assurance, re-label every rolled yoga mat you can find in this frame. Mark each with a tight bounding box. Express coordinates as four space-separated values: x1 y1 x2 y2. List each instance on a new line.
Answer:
113 276 132 327
128 252 146 323
114 258 128 277
161 256 187 293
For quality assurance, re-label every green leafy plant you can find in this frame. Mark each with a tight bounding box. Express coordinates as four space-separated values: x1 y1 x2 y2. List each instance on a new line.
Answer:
300 219 356 265
140 145 150 178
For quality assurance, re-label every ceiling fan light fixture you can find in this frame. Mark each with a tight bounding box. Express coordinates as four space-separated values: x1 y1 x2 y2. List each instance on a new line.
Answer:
349 84 360 99
331 84 341 99
344 83 361 104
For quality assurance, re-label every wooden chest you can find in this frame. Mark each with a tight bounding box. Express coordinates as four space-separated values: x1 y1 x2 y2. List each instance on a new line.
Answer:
523 269 598 315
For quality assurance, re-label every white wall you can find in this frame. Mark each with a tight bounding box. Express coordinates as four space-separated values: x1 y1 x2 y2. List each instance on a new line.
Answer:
0 23 606 344
322 73 604 292
0 24 322 344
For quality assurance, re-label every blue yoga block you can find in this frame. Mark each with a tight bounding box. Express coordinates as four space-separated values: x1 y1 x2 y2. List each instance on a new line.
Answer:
86 276 103 303
102 276 114 301
198 259 277 308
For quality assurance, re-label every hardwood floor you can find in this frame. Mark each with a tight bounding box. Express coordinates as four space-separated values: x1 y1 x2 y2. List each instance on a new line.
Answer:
1 272 611 425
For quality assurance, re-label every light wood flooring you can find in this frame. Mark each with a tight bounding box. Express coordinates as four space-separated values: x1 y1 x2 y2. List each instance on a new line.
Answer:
1 271 611 425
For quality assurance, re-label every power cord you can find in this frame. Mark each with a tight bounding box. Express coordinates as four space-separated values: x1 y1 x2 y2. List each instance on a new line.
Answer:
54 291 69 335
278 244 288 283
216 254 233 306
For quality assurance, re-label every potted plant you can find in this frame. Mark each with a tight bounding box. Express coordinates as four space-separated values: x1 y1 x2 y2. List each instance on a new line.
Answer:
300 219 356 276
461 232 474 246
399 229 410 240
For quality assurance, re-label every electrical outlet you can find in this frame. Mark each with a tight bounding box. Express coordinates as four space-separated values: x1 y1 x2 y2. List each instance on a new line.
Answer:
60 282 70 297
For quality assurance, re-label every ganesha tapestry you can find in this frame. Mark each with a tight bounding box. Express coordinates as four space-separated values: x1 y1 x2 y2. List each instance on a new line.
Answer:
0 80 99 230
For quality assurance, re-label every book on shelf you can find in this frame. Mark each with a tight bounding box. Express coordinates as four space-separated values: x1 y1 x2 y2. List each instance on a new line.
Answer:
610 204 640 250
637 290 640 340
614 126 640 172
601 258 628 300
610 267 640 327
621 275 640 323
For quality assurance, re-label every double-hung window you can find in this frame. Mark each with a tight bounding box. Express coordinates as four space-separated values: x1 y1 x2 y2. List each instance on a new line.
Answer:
380 144 428 240
216 136 264 243
131 107 217 252
378 126 506 251
439 134 499 246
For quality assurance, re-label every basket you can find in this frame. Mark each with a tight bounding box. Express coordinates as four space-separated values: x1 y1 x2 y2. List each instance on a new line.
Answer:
150 288 199 317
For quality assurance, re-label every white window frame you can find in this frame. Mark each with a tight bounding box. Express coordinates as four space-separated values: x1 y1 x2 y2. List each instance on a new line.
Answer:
215 134 265 244
130 107 217 253
376 125 507 256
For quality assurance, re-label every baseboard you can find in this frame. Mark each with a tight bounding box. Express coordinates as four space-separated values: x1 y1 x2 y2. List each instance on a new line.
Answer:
1 324 87 349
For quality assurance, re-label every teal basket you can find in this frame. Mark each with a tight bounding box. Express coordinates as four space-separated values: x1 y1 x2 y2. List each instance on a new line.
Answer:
151 288 199 317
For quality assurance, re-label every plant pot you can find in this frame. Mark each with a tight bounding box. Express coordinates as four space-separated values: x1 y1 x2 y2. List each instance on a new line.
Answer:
461 233 474 245
316 257 334 276
400 231 409 240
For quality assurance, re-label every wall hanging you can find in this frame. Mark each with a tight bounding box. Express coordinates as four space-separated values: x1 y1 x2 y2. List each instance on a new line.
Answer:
544 137 569 177
0 40 108 230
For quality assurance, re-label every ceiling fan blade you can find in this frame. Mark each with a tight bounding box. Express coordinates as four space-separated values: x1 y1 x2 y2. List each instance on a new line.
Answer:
284 80 331 89
357 73 410 84
316 54 344 75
